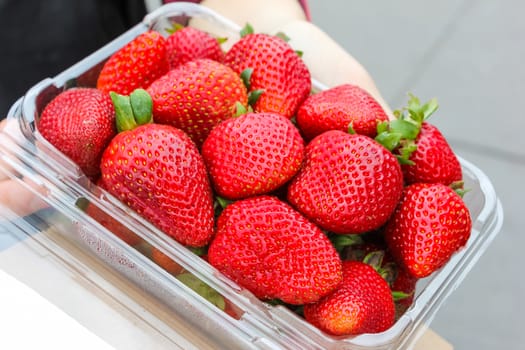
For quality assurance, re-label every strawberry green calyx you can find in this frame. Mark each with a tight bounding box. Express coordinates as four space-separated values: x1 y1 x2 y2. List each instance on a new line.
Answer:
392 290 413 302
110 88 153 132
375 93 438 164
329 233 363 254
363 251 398 285
240 68 254 90
240 23 254 37
130 89 153 125
240 67 265 107
165 22 185 34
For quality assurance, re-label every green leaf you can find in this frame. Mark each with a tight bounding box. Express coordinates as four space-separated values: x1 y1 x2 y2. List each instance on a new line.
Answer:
347 123 356 135
188 245 208 256
295 50 304 58
130 88 153 125
240 68 253 90
248 89 265 107
234 101 248 117
363 251 385 270
240 23 254 37
110 92 137 133
376 120 390 135
392 290 412 301
389 119 420 140
165 22 184 34
422 98 439 120
330 234 363 253
274 31 290 42
375 131 402 151
216 37 228 45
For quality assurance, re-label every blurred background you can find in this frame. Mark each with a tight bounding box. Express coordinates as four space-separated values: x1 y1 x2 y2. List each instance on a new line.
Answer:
307 0 523 349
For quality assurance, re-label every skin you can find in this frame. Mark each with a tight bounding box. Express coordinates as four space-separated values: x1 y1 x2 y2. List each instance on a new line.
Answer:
0 0 391 216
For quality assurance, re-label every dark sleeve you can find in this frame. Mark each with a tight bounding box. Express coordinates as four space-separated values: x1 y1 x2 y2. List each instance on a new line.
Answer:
0 0 147 118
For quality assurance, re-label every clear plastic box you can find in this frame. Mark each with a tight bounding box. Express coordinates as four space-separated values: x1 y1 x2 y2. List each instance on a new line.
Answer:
0 3 503 349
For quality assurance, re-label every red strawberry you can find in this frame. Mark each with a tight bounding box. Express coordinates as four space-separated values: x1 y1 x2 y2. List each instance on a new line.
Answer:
201 112 304 200
375 94 462 185
287 130 404 234
147 58 248 147
341 239 418 320
97 30 169 95
402 122 462 185
100 94 214 247
296 84 389 140
303 260 395 335
384 183 472 278
223 29 311 118
208 195 343 305
38 88 116 180
166 26 224 68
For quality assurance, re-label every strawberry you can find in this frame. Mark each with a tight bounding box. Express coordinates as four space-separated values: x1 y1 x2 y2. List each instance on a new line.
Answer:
97 30 169 95
402 122 462 185
384 182 472 278
147 58 248 147
201 112 304 200
166 25 224 69
208 195 343 305
340 237 418 320
287 130 404 234
38 87 116 180
223 27 311 118
375 94 462 185
296 84 389 140
100 92 214 247
303 260 395 335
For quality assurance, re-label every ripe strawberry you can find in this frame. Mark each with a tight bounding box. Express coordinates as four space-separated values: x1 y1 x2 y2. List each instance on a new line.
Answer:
38 88 116 180
208 195 343 305
384 183 472 278
100 94 215 247
223 29 311 118
402 122 462 185
201 112 304 200
375 94 462 185
296 84 389 140
287 130 404 234
340 238 418 320
303 260 395 335
97 30 169 95
147 58 248 147
166 25 224 68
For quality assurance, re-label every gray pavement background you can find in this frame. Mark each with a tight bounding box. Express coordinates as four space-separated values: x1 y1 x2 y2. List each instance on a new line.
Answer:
308 0 524 348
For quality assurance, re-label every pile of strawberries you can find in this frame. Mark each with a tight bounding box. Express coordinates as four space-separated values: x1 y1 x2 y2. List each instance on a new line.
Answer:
37 23 472 337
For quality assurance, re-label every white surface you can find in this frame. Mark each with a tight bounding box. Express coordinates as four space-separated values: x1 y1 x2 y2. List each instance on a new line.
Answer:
0 268 114 350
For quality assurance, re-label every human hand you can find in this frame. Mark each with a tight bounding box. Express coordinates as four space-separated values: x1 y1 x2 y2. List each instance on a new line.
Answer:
0 119 48 217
